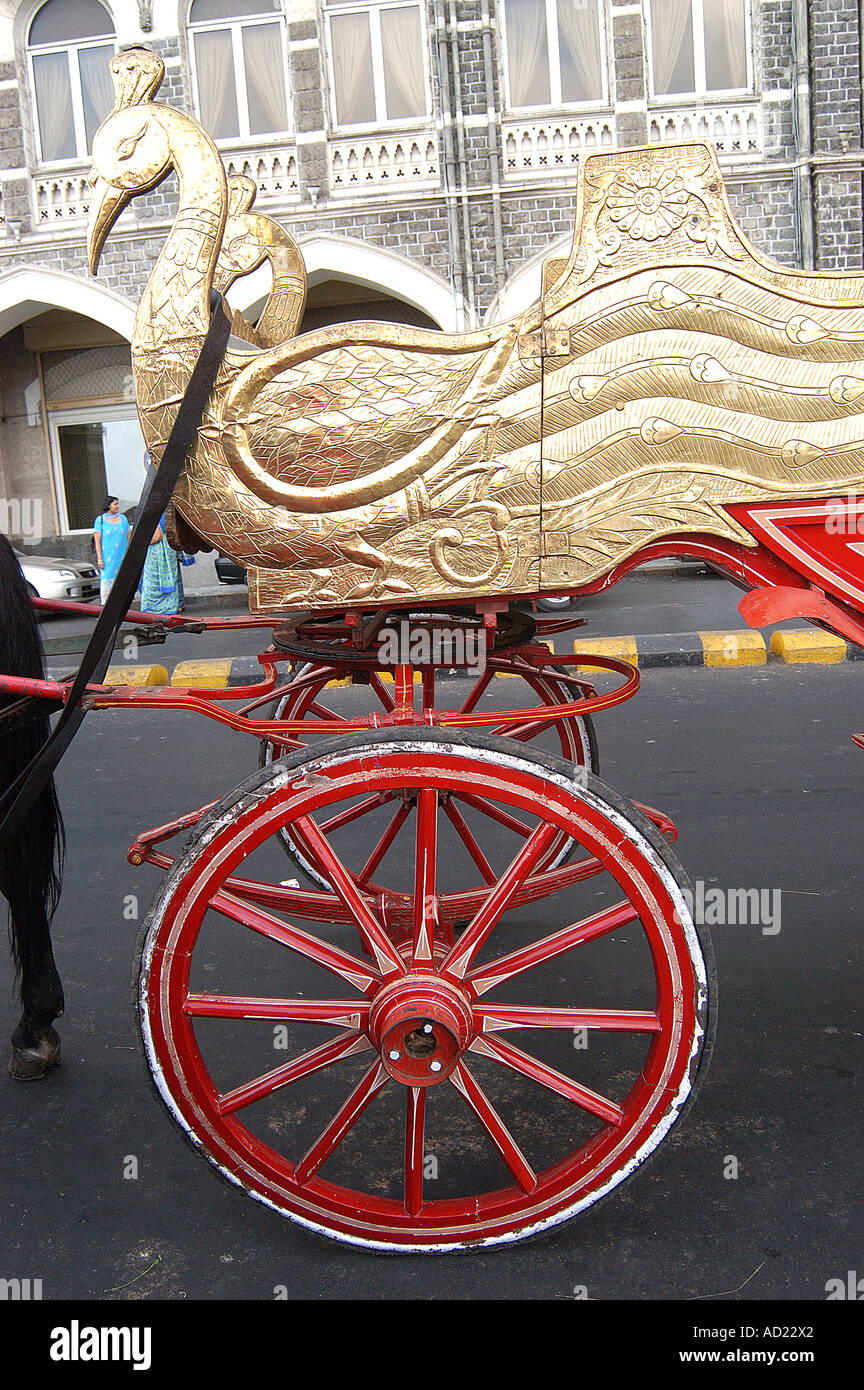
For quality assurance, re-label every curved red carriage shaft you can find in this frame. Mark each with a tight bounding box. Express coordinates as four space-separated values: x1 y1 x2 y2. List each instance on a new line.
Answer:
31 595 277 630
0 653 639 739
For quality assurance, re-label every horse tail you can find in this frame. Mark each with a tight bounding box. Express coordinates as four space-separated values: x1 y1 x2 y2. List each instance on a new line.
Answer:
0 533 65 985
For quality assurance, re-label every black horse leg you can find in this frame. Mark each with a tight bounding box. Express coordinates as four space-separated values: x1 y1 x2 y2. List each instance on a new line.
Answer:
0 533 66 1079
4 877 64 1080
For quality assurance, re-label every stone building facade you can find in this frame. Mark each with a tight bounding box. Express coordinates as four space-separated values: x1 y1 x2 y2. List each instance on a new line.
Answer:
0 0 862 568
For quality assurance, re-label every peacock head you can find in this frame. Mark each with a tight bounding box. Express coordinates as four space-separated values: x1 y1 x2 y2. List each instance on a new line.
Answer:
87 48 169 272
218 176 266 279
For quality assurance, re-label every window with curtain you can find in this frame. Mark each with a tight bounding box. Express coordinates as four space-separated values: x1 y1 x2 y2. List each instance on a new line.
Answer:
649 0 749 98
502 0 605 110
27 0 115 164
188 0 291 141
325 1 429 127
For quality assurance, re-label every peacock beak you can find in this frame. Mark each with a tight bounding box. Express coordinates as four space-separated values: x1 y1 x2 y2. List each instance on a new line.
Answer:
87 173 130 273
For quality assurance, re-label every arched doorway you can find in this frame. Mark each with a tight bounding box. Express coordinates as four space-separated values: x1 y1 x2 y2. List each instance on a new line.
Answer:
0 269 142 556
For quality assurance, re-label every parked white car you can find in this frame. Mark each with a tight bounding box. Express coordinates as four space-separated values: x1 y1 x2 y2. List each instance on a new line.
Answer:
537 594 581 612
15 550 100 603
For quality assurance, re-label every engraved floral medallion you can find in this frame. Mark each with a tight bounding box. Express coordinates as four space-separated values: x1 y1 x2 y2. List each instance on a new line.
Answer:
606 164 689 241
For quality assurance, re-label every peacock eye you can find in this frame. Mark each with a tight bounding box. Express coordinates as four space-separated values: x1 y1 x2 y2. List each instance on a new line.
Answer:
117 123 148 161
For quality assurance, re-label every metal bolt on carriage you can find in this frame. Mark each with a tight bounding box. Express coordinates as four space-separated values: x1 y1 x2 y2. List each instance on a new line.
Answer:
4 48 864 1251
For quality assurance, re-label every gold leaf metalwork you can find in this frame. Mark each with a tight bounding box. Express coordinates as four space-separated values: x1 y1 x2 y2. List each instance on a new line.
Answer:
84 49 864 610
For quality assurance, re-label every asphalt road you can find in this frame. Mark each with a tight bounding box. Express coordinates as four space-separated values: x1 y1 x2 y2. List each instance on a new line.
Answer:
1 657 862 1314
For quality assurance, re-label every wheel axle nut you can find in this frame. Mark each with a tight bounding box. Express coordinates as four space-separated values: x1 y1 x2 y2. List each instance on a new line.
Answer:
370 979 472 1086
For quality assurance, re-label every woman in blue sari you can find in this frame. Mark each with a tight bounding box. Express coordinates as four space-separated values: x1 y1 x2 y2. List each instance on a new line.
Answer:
93 496 131 604
140 516 180 614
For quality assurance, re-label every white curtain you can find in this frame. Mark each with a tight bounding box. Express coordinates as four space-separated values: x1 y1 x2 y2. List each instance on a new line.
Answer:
242 22 289 133
331 12 376 124
651 0 694 95
195 29 239 140
78 43 115 151
505 0 550 108
556 0 603 103
380 6 426 119
192 0 267 17
33 51 75 161
703 0 747 90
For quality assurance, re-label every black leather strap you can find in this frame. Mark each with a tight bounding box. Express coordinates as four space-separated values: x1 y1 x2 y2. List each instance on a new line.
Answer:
0 292 232 844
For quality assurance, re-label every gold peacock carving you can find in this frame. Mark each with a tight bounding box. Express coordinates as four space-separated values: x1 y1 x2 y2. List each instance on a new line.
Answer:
88 48 864 611
213 174 307 348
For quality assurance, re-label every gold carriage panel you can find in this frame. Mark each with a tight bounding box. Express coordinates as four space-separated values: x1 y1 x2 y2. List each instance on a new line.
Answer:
85 51 864 613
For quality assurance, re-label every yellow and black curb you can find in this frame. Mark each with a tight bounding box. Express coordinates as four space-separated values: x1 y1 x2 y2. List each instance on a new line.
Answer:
573 629 859 669
54 626 861 689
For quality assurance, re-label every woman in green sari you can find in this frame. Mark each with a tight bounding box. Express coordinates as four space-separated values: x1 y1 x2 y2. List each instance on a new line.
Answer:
140 515 180 614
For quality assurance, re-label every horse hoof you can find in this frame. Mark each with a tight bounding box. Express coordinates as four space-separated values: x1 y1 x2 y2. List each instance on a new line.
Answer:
8 1027 61 1080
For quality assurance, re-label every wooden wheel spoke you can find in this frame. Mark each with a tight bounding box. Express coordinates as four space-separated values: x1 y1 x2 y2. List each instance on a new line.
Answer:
369 671 395 712
218 1031 370 1115
443 819 561 978
210 889 381 993
450 1062 537 1193
317 792 390 836
404 1086 427 1216
294 1060 391 1185
474 1004 660 1033
292 815 405 977
471 1035 623 1126
458 667 494 714
452 791 532 839
442 797 497 885
468 899 638 996
307 699 348 722
184 994 370 1028
358 799 413 884
412 788 438 966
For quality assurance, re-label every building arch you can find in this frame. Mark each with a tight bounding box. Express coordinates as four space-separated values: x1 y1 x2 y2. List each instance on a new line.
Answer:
486 235 571 325
0 266 141 551
226 234 457 331
0 266 135 341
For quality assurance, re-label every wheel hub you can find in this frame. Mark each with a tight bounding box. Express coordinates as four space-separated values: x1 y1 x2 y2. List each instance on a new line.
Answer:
370 977 473 1086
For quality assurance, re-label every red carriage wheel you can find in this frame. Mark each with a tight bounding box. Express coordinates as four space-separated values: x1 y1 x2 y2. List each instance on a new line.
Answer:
258 661 598 892
136 729 713 1250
